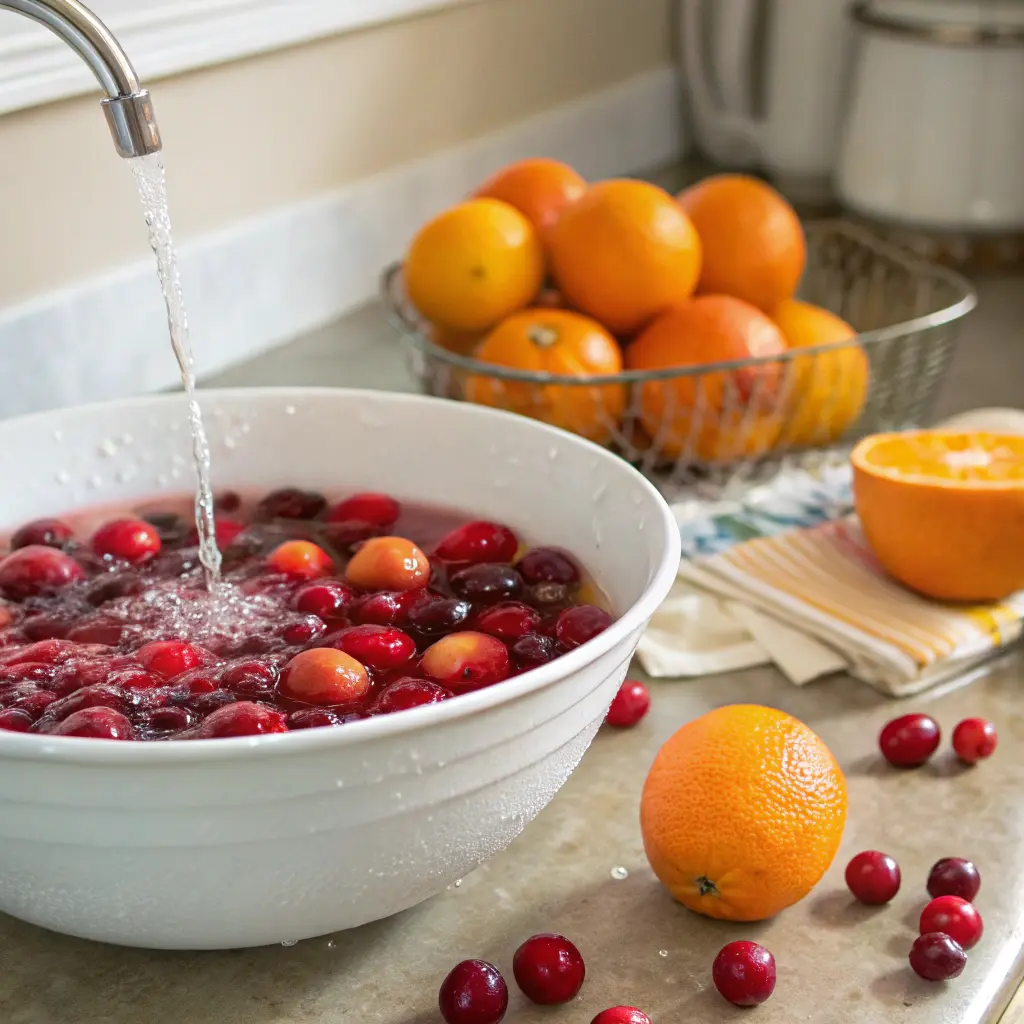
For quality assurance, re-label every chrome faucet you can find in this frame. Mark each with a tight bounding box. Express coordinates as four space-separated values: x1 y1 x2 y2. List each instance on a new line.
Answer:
2 0 161 157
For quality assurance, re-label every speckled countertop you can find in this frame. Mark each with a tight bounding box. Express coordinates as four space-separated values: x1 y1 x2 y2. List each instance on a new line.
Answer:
3 187 1024 1024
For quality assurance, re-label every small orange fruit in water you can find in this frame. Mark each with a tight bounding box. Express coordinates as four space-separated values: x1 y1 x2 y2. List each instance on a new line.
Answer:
266 541 334 579
641 704 847 922
279 648 370 705
345 536 430 592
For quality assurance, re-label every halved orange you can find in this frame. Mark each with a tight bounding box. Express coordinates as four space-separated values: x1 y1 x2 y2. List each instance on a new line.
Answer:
851 431 1024 602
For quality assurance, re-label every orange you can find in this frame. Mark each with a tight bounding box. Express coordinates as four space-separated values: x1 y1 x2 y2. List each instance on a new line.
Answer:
678 174 806 313
429 323 484 357
625 295 787 461
474 158 587 244
773 299 868 448
852 431 1024 601
548 179 702 336
404 198 544 332
466 308 626 444
641 704 847 922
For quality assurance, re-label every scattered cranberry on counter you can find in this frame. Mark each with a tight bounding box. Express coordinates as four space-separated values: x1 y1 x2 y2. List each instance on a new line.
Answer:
438 959 508 1024
878 713 941 768
712 940 777 1006
590 1008 652 1024
605 680 651 729
845 850 902 905
952 718 998 764
920 896 984 950
512 933 586 1005
927 858 981 902
909 932 967 981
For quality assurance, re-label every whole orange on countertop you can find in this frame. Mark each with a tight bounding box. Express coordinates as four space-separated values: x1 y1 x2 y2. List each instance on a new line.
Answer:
641 704 847 922
678 174 805 313
548 179 702 336
474 158 587 244
852 430 1024 602
465 308 626 444
625 295 787 461
404 198 544 333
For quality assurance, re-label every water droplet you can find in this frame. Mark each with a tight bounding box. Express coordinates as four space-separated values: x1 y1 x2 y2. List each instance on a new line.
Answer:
280 939 298 948
658 949 669 958
610 865 629 880
327 940 336 949
454 879 463 888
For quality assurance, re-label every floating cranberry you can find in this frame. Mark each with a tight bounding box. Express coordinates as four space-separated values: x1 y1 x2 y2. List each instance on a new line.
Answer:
511 633 561 669
115 670 163 692
326 625 416 671
513 933 586 1005
138 641 207 680
287 708 345 730
591 1009 652 1024
605 680 650 728
190 701 289 739
0 546 85 600
215 490 242 513
712 941 777 1007
323 520 382 550
927 858 981 902
516 548 581 585
346 536 429 592
325 493 400 529
138 706 195 735
920 896 984 950
0 708 33 732
20 615 69 641
92 518 162 565
279 648 370 705
44 684 128 723
373 678 451 714
11 518 74 551
450 564 522 604
266 540 334 580
909 933 966 981
350 590 425 626
293 580 355 619
186 518 246 548
435 521 519 565
84 573 142 607
474 602 541 640
11 690 58 720
185 689 237 717
280 615 327 646
65 618 126 646
254 488 326 521
0 639 88 666
222 659 279 698
952 718 998 764
438 959 508 1024
53 706 134 739
422 632 510 692
845 850 902 905
879 713 941 768
555 605 613 649
408 598 472 634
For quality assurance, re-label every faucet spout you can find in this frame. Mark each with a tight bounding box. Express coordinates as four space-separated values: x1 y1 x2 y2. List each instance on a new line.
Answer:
2 0 161 157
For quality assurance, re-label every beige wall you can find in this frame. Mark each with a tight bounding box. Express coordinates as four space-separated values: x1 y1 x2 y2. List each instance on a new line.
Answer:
0 0 671 308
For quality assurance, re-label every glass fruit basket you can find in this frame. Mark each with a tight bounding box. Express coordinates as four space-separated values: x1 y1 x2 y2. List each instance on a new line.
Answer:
382 220 977 498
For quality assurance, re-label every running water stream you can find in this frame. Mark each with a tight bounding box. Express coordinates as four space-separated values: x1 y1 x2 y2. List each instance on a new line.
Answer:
130 153 222 586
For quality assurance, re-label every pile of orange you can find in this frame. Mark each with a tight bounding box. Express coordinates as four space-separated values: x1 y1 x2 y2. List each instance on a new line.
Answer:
401 159 868 456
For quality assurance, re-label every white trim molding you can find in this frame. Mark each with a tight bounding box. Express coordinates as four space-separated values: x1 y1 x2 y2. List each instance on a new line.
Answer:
0 0 478 115
0 68 685 417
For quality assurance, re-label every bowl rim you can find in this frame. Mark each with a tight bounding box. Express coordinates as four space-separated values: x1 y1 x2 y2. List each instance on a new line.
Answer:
0 387 681 764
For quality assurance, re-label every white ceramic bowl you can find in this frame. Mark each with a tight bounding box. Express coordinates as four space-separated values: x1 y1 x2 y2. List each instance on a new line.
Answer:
0 388 679 949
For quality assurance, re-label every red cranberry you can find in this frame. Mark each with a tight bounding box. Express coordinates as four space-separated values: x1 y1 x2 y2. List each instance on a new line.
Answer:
952 718 998 764
137 641 207 680
11 518 74 551
350 590 425 626
186 518 246 548
323 520 382 550
11 690 58 720
408 598 472 634
0 639 90 666
21 614 71 641
92 518 162 564
190 701 289 739
435 521 519 565
879 713 941 767
44 684 128 722
0 662 55 684
279 648 370 705
516 547 580 585
326 625 415 671
909 933 967 981
512 933 585 1005
293 580 355 619
422 632 510 693
280 615 327 645
186 689 237 716
474 602 541 640
287 708 345 730
222 660 279 698
511 633 561 669
605 680 650 728
85 573 142 606
927 858 981 902
325 493 400 528
53 706 134 739
138 706 195 734
65 618 126 646
450 564 522 604
438 959 508 1024
920 896 983 950
0 546 85 600
266 541 334 580
115 670 163 692
373 678 451 714
712 941 777 1007
555 605 613 649
255 488 326 521
215 490 242 513
591 1010 651 1024
845 850 901 905
0 708 33 732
